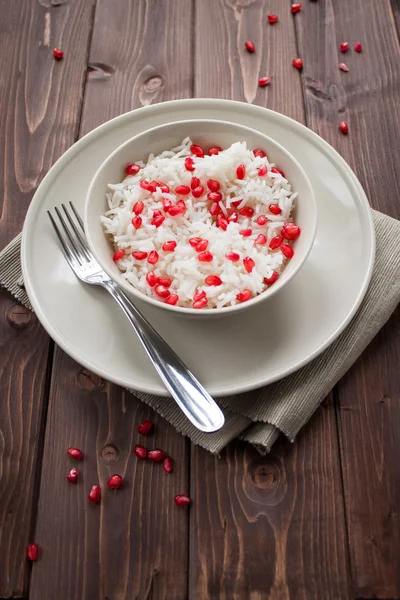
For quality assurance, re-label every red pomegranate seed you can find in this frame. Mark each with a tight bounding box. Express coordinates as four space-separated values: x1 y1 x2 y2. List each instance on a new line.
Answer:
125 163 141 176
205 275 222 286
291 3 302 13
207 191 223 202
190 144 204 158
157 277 172 287
107 474 122 489
193 289 206 302
253 149 266 158
292 58 303 70
53 47 64 60
207 179 221 192
175 185 190 195
240 228 252 237
198 251 213 262
66 468 79 483
138 420 153 435
239 206 254 217
177 199 186 210
113 249 125 261
175 494 191 507
148 181 158 193
258 165 268 176
196 239 209 252
191 176 200 190
189 237 202 248
236 164 246 180
243 257 255 273
340 42 349 53
134 444 147 459
339 121 349 134
155 285 170 299
162 240 177 252
140 180 150 191
132 251 148 260
153 214 166 227
245 40 255 53
282 223 301 240
236 289 252 302
147 251 159 265
256 215 268 226
159 183 170 193
258 77 271 87
88 485 101 503
217 214 228 231
146 271 157 287
193 297 208 309
226 251 240 262
168 205 184 217
131 216 142 229
148 448 166 462
255 234 267 246
281 243 294 258
269 204 282 215
231 199 242 208
208 146 222 155
166 294 179 305
339 63 349 72
228 213 238 223
163 457 173 473
27 543 39 561
67 447 83 460
185 157 195 171
271 167 286 177
269 236 283 249
192 185 205 198
209 202 220 216
133 201 144 215
354 41 362 52
267 14 278 24
264 271 279 285
163 199 172 212
153 210 163 220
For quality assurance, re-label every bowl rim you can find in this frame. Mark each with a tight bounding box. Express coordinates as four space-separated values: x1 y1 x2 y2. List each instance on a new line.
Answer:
84 118 317 315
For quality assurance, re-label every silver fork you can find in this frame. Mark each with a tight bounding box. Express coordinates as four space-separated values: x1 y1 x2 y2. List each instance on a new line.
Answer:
48 202 225 433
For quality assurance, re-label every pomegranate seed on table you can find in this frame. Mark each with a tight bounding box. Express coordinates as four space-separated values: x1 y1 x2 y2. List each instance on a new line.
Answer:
236 164 246 180
134 445 148 459
175 185 190 195
207 179 221 192
243 257 255 273
162 240 177 252
210 201 220 216
175 494 191 507
146 271 157 287
226 251 240 262
269 204 282 215
157 277 172 287
217 215 228 231
192 185 205 198
133 201 144 215
191 176 200 190
271 167 286 177
66 468 79 483
198 251 213 262
193 297 208 309
264 271 279 285
148 449 166 462
193 289 206 302
26 543 39 561
292 58 303 70
53 47 64 60
207 191 223 202
340 42 349 52
138 420 154 435
236 289 252 302
253 149 266 158
291 3 302 13
258 77 271 87
140 180 150 191
255 234 267 246
281 243 294 258
113 249 125 261
107 474 123 489
148 251 159 265
354 41 362 52
339 121 349 134
208 146 222 155
196 239 209 252
205 275 223 286
88 485 101 503
185 157 195 171
256 215 268 226
190 144 204 157
239 206 254 217
245 40 255 53
258 165 268 176
282 223 301 240
67 448 83 460
189 237 202 248
339 63 349 72
163 457 173 473
125 163 141 176
168 206 184 216
228 213 238 223
132 251 148 260
166 294 179 305
269 236 283 250
240 228 252 237
155 285 170 299
267 14 278 24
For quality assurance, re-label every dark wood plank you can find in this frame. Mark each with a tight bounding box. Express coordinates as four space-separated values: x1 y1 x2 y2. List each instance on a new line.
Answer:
30 1 193 598
190 1 352 598
294 0 400 597
0 0 95 596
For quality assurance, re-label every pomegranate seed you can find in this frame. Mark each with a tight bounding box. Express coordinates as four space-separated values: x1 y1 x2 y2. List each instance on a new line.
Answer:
163 198 173 211
163 457 173 473
190 144 204 158
132 251 148 260
193 297 208 309
159 183 170 193
66 468 79 483
162 240 177 252
339 63 349 72
236 164 246 180
258 165 268 176
256 215 268 226
140 180 150 191
269 236 283 249
148 448 166 462
243 257 255 273
239 206 254 217
189 237 202 248
264 271 279 285
226 251 240 262
166 294 179 305
177 199 186 210
133 201 144 215
175 494 191 507
282 223 301 240
267 14 278 24
134 445 147 459
154 210 163 218
258 77 271 87
155 285 170 299
207 191 223 202
240 228 252 237
339 121 349 134
191 176 200 190
27 543 39 561
292 58 303 70
291 3 302 13
271 167 286 177
207 179 221 192
245 40 255 53
269 204 282 215
67 448 83 460
253 149 266 158
131 216 142 229
168 205 185 216
198 251 213 262
281 243 294 258
113 249 125 261
148 250 159 265
231 199 242 208
209 202 220 216
88 485 101 503
138 419 153 435
217 214 228 231
192 185 205 198
228 213 238 223
193 289 206 302
196 239 209 252
236 289 252 302
107 474 123 489
53 47 64 60
175 185 190 195
125 163 141 176
185 157 195 171
255 234 267 246
205 275 223 286
146 271 157 287
157 277 172 287
148 181 158 193
354 41 362 52
340 42 349 52
208 146 222 155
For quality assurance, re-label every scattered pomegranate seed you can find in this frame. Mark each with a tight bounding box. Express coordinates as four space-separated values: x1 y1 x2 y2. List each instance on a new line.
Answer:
267 14 278 24
264 271 279 285
340 42 349 52
339 62 349 72
148 251 159 265
189 237 202 248
168 206 184 217
53 47 64 60
107 474 123 489
269 204 282 215
354 41 362 52
258 76 271 87
185 157 195 171
240 228 253 237
152 214 166 227
292 58 304 70
132 251 148 260
27 543 39 561
291 3 302 13
190 144 204 158
148 449 166 462
231 200 242 208
163 457 173 473
258 165 268 176
217 214 228 231
207 179 221 192
339 121 349 134
146 271 157 287
253 149 266 158
162 200 172 213
159 183 170 193
196 239 209 252
66 468 79 483
175 494 192 507
271 167 286 177
162 240 177 252
226 251 240 262
193 289 206 302
210 201 220 216
207 191 223 202
166 294 179 305
191 176 200 190
205 275 223 286
175 185 190 195
156 277 171 288
198 251 213 262
140 180 150 191
282 223 301 240
88 485 101 503
153 210 162 218
239 206 254 217
245 40 255 53
177 199 186 210
236 164 246 180
138 420 153 435
236 289 252 302
208 146 222 155
281 243 294 258
134 444 147 459
125 163 141 176
133 201 144 215
243 257 255 273
255 234 267 246
67 448 83 460
148 181 158 193
192 185 205 198
155 285 170 299
269 236 283 249
193 296 208 309
113 249 125 261
256 215 268 226
228 213 238 223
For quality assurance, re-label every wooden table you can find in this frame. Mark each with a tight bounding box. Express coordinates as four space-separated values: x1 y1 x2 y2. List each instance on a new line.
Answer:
1 1 399 598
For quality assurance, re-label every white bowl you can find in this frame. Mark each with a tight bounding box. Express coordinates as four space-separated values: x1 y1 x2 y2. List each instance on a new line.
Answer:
84 119 317 317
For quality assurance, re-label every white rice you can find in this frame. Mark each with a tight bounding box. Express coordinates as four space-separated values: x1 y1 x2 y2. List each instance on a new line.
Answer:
101 137 298 309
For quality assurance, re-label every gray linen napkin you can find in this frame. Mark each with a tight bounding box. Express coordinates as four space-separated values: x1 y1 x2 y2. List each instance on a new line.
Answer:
1 210 400 454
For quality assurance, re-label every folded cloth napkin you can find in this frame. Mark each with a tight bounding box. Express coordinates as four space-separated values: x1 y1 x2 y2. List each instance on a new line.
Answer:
1 210 400 454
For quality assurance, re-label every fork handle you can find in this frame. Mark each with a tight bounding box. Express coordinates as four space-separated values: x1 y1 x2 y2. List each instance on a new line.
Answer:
102 280 225 433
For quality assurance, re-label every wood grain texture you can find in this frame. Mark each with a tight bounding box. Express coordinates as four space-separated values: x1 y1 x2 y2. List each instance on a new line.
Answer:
0 0 94 595
293 0 400 596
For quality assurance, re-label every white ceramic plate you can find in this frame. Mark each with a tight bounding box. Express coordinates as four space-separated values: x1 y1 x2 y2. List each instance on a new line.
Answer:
21 100 375 397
